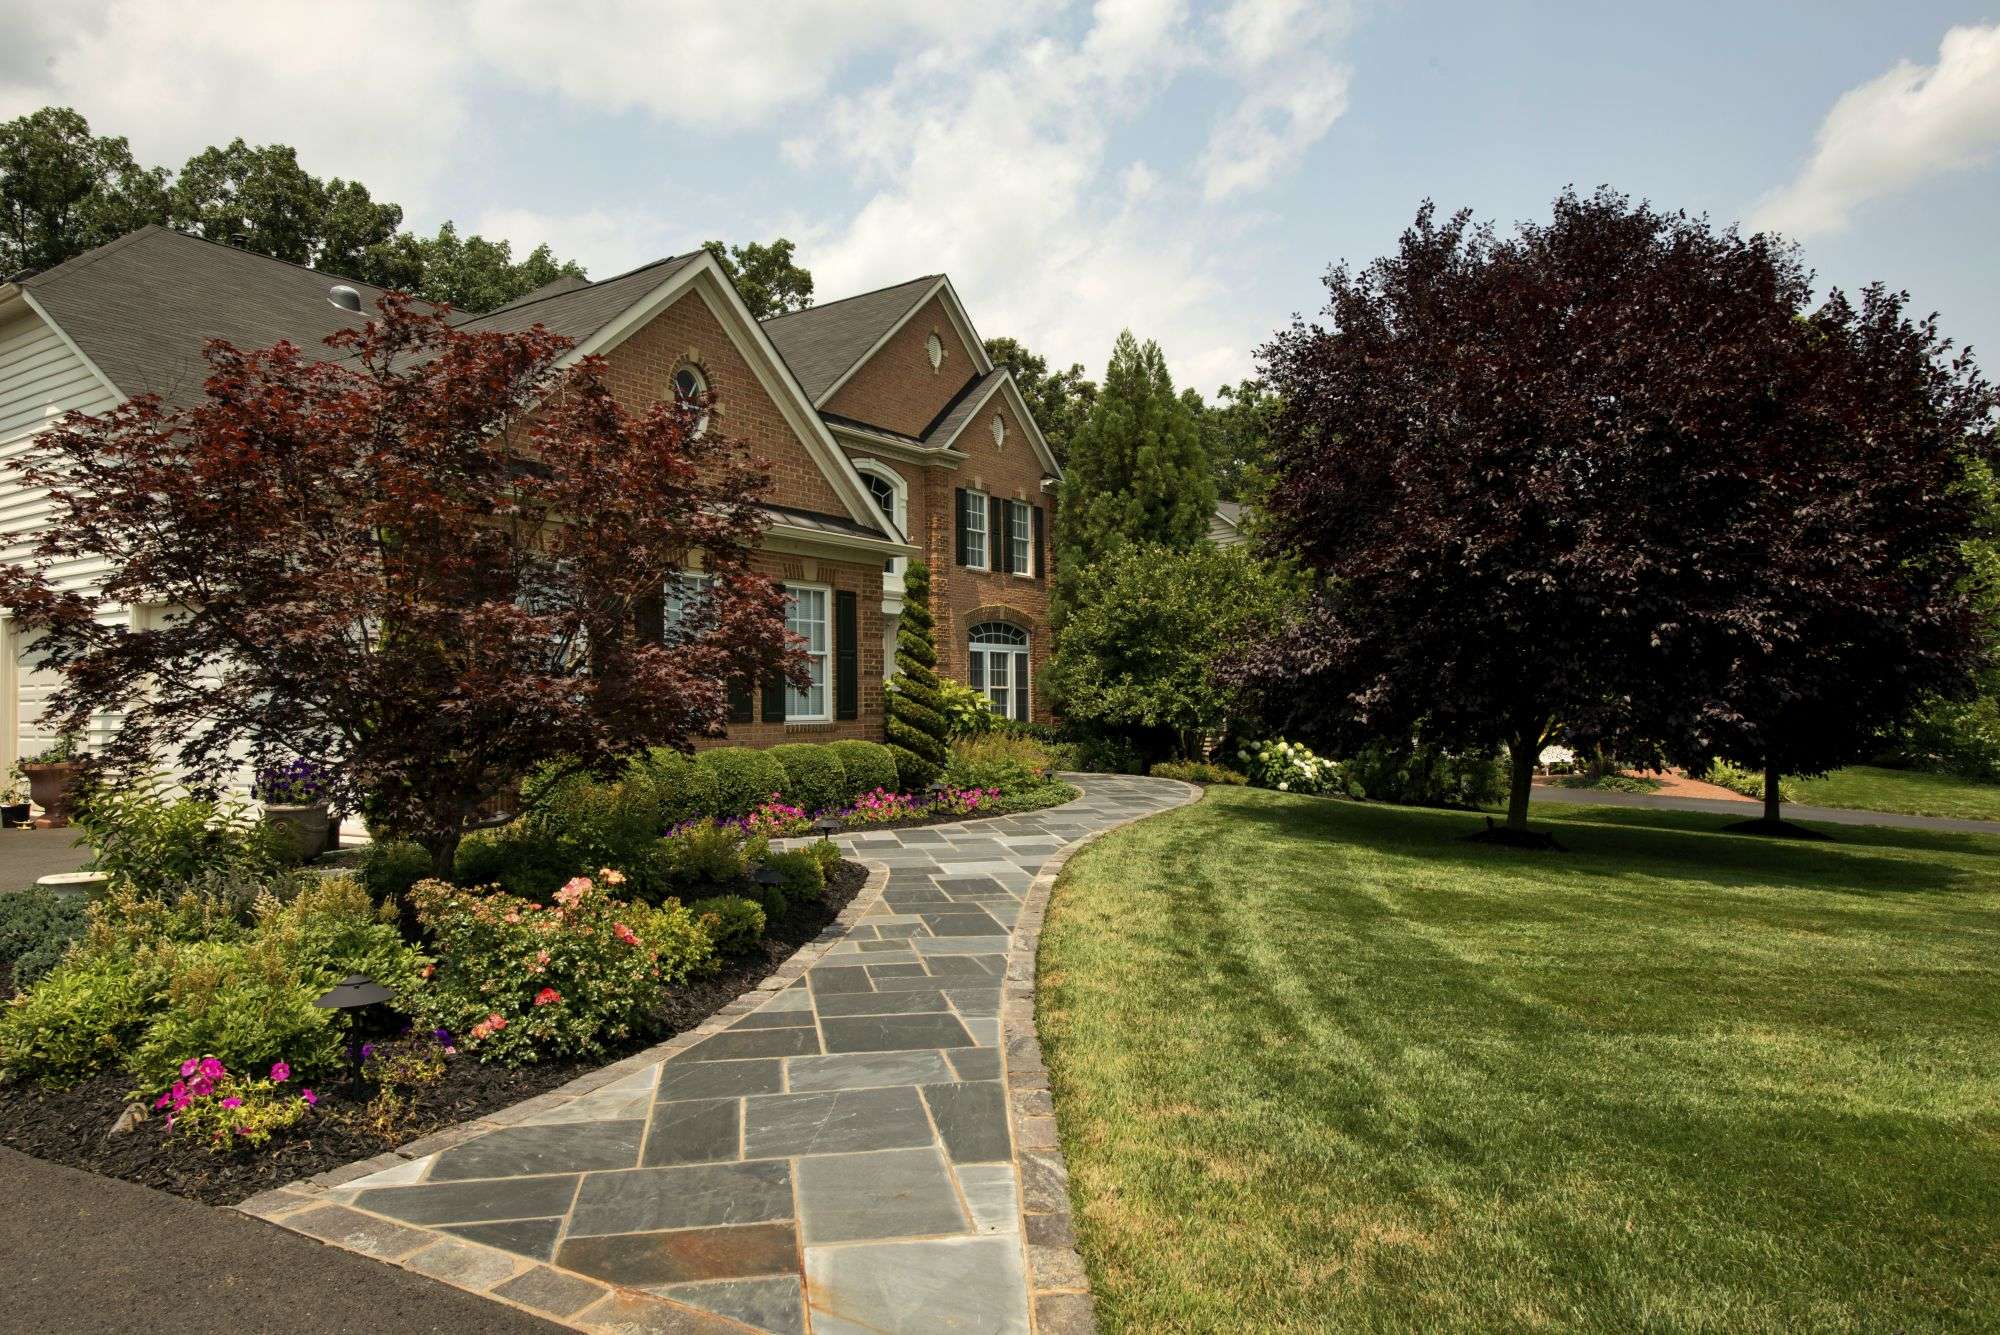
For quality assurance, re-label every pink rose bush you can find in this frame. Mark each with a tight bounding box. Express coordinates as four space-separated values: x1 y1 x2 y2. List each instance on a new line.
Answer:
155 1055 315 1151
409 873 714 1066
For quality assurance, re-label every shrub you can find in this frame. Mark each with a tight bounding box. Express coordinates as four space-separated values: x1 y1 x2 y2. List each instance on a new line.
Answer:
806 838 843 878
125 943 342 1091
78 776 288 886
937 677 997 739
0 954 150 1084
452 824 577 900
827 740 898 801
769 744 847 814
1703 759 1800 803
1151 760 1248 785
409 872 713 1065
1238 739 1349 795
659 821 749 892
633 748 720 823
361 840 434 901
944 734 1054 794
520 768 668 893
1065 734 1145 775
0 887 89 990
689 895 766 956
1345 742 1506 808
697 747 791 820
758 849 824 910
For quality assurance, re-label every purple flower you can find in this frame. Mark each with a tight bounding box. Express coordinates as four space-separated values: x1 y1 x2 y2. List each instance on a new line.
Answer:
432 1028 452 1046
359 1042 375 1060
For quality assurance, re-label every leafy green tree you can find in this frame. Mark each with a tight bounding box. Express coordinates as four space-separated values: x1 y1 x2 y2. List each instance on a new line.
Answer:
1191 377 1282 504
884 559 950 789
170 138 397 268
1045 543 1301 762
0 107 168 276
409 222 585 313
703 238 813 318
984 335 1097 465
1053 331 1215 626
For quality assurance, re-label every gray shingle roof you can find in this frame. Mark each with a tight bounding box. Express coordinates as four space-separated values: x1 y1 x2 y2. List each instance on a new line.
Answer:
451 253 700 344
920 368 1007 448
20 225 398 407
759 274 938 401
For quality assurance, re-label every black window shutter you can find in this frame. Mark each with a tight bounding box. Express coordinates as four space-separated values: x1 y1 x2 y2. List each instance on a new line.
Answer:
835 590 859 721
954 488 970 566
1015 652 1030 721
727 678 753 724
634 586 665 644
968 650 984 693
989 496 1004 572
1032 505 1045 580
762 674 787 724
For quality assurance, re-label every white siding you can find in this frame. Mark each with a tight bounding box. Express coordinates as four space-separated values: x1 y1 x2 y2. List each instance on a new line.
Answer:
0 301 125 778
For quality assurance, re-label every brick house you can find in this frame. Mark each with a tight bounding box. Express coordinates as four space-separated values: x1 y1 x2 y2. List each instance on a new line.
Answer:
0 227 1061 781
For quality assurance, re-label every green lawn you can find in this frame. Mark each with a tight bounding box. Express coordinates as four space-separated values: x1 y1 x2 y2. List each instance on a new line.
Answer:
1793 765 2000 822
1038 786 2000 1332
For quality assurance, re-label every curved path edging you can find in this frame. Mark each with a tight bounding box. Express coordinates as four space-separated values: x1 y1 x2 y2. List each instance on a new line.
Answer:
236 774 1197 1335
1002 777 1202 1335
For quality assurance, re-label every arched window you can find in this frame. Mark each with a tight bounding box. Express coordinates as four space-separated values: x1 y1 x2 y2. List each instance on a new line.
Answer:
968 621 1030 721
852 460 907 578
672 364 710 434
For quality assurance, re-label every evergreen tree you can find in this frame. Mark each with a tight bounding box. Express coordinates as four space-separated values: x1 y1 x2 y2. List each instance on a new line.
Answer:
1053 331 1215 626
884 559 950 789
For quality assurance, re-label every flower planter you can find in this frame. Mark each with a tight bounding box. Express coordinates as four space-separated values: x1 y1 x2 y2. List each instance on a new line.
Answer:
262 802 330 863
22 761 85 828
1 801 29 828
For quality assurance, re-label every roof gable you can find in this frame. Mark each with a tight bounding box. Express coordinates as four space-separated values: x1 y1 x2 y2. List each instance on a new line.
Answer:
923 369 1062 479
759 274 940 401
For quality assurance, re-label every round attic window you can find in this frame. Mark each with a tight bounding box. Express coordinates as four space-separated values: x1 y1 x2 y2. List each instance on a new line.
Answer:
672 365 710 433
990 412 1006 448
925 332 944 371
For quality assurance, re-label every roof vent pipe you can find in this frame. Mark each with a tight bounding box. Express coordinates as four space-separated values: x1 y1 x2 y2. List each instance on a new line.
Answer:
327 285 363 314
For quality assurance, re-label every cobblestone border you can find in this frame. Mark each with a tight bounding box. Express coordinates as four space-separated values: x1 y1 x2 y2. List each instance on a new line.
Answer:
1003 778 1203 1335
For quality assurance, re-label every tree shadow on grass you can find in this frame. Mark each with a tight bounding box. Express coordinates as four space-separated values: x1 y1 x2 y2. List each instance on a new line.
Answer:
1211 790 1986 899
1528 801 2000 865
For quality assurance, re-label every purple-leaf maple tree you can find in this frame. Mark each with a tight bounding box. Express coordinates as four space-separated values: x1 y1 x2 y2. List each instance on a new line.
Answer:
0 294 803 874
1232 187 1996 834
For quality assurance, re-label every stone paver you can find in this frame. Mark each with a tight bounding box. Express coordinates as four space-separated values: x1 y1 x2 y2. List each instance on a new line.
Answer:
245 775 1193 1333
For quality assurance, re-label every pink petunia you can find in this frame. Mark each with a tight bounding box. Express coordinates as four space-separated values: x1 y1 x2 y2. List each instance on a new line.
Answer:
269 1061 290 1083
301 1089 318 1106
188 1076 214 1098
221 1096 243 1109
180 1058 199 1078
199 1057 225 1081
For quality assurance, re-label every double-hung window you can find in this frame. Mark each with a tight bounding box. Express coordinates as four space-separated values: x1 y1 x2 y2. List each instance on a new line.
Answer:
962 489 989 570
785 584 830 720
968 621 1031 721
664 572 713 644
1006 500 1032 576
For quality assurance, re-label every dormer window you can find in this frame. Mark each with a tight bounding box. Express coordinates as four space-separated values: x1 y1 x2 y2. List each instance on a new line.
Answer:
990 412 1006 448
925 332 944 372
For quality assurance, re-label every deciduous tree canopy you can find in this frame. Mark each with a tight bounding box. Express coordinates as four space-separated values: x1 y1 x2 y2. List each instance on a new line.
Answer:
0 297 801 873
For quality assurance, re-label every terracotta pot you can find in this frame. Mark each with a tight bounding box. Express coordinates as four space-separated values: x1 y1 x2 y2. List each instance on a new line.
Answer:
22 761 84 828
262 802 331 863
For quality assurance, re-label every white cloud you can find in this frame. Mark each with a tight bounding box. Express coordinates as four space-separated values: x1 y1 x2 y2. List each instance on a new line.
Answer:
0 0 469 213
466 0 1044 130
1753 22 2000 238
475 206 685 280
1197 0 1353 200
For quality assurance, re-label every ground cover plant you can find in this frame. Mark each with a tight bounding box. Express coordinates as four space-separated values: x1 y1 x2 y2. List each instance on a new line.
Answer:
1039 784 2000 1332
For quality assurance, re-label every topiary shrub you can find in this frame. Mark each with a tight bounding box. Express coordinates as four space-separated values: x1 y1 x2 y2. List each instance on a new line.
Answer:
689 894 766 956
768 744 846 814
697 747 791 819
885 559 950 789
633 748 720 824
828 740 898 802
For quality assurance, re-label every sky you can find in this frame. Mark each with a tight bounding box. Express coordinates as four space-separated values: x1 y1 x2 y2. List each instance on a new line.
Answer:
3 1 1998 395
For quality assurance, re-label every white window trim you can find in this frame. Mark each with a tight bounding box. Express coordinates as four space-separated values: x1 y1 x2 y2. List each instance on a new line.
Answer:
852 459 909 587
1007 499 1033 578
783 582 833 723
968 622 1031 720
964 488 990 571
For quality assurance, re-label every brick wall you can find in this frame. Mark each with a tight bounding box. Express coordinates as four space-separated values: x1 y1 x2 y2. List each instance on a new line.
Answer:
600 289 849 516
822 294 981 438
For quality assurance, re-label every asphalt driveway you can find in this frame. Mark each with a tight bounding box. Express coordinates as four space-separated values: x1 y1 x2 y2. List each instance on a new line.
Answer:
0 827 90 890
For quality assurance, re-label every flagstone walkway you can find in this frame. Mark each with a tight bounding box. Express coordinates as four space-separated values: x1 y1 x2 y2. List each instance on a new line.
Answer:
239 774 1196 1335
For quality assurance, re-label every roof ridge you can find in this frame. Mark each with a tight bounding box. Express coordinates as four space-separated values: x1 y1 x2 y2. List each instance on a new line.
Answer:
759 272 938 326
148 224 396 295
449 250 699 327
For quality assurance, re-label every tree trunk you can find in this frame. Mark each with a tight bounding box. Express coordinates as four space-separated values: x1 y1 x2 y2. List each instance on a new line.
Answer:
1505 730 1538 831
1763 758 1782 825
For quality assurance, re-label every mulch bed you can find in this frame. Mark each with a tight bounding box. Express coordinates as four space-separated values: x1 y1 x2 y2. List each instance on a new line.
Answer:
0 859 866 1207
